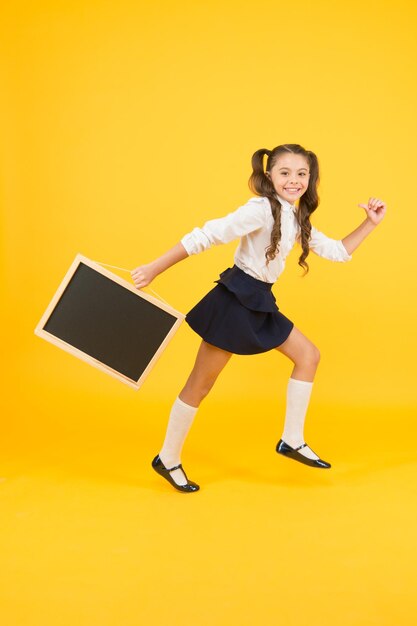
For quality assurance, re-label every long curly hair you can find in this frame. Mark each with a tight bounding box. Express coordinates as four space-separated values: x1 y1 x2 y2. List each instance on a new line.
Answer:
248 143 320 276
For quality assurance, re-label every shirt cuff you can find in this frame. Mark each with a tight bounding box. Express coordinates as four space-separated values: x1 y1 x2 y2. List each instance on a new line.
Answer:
338 240 353 262
180 234 195 255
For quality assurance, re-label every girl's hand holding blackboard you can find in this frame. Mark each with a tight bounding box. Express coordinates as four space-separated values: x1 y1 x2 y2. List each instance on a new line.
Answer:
131 243 189 290
131 263 157 290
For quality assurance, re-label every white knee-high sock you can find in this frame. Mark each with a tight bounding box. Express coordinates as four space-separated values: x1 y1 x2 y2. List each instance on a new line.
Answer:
281 377 319 460
158 396 199 485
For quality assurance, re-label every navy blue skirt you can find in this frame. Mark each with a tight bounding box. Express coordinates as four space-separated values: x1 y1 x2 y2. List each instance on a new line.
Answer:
185 264 294 355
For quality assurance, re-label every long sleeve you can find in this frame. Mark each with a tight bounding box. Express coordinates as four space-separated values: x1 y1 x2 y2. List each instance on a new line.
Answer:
299 225 352 262
180 197 268 255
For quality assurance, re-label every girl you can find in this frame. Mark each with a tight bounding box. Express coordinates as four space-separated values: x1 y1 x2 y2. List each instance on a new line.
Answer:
131 143 386 493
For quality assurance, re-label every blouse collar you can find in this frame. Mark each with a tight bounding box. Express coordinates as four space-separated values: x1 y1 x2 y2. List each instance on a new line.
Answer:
275 193 297 214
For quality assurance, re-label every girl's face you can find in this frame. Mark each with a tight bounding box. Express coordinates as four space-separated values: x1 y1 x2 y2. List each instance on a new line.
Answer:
267 154 310 204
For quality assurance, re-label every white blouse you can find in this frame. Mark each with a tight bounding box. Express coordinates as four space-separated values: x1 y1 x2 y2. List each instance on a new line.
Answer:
180 193 352 283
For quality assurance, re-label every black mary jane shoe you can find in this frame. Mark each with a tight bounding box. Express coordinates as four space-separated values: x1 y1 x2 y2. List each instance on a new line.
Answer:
151 454 200 493
276 439 331 469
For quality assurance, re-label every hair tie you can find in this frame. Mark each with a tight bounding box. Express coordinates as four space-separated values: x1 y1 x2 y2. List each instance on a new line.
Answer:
264 150 271 176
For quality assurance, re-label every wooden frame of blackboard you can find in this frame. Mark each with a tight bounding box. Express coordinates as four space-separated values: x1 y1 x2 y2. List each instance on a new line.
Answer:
34 253 185 390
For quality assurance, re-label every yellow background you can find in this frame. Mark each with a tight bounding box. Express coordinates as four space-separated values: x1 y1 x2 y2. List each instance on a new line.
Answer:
1 1 416 625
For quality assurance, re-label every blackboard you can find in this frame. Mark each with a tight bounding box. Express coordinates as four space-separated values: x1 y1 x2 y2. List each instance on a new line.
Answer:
34 254 185 389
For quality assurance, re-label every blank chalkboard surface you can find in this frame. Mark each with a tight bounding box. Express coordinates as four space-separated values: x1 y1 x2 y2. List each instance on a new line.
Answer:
35 254 185 389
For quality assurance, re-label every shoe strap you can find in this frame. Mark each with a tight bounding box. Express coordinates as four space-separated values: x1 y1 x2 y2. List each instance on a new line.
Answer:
294 443 308 451
167 463 183 472
167 463 190 484
162 459 190 483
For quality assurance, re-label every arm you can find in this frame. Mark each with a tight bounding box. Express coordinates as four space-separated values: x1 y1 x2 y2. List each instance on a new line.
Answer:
341 197 387 255
340 217 377 255
302 197 387 262
131 242 188 289
179 196 268 254
131 197 268 289
305 225 353 262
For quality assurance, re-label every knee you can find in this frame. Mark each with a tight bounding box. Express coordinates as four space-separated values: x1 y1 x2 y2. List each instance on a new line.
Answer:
305 345 320 367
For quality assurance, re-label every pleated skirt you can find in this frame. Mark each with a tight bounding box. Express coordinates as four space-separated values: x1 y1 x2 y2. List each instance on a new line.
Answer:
185 264 294 355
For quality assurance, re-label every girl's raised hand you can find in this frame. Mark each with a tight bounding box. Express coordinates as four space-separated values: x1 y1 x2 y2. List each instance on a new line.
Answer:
130 263 157 290
358 197 387 225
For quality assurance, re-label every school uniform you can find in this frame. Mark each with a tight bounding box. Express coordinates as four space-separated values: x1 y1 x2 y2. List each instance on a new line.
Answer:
180 193 352 355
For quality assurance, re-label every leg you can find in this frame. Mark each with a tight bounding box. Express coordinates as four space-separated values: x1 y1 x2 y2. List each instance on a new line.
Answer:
274 326 323 461
158 340 233 486
275 325 321 382
179 339 234 406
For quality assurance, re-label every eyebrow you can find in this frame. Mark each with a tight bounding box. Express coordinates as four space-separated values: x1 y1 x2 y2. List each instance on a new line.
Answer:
278 167 309 171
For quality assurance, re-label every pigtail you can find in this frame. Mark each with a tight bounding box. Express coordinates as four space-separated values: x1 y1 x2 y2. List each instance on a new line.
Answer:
249 148 275 198
296 150 320 276
248 148 283 266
